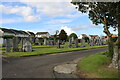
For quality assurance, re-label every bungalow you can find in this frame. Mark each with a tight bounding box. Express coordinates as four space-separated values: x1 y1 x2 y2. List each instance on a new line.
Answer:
0 28 30 37
0 29 4 37
27 31 35 42
88 35 100 40
106 34 118 40
36 32 50 38
78 34 88 39
0 28 15 36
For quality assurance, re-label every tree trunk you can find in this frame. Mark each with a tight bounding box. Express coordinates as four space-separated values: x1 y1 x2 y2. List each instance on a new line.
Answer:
108 38 114 58
109 45 119 69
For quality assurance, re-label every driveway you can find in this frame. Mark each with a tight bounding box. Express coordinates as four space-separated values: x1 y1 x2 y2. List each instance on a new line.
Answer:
2 48 107 78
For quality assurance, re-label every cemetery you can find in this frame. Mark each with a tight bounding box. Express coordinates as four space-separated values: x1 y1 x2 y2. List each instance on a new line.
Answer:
0 28 108 57
0 1 119 79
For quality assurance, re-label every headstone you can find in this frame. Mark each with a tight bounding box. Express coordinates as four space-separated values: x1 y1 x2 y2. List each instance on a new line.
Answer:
44 38 47 45
86 40 90 46
6 38 11 52
75 38 79 48
57 40 60 48
13 37 19 52
68 38 72 48
35 38 39 45
23 41 32 52
39 38 43 45
81 39 85 47
71 37 74 43
93 39 96 46
89 40 93 46
99 39 102 45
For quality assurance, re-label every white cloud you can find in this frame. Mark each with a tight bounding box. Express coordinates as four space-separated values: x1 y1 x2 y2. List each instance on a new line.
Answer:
0 4 39 22
72 26 88 31
60 26 75 35
20 0 78 17
45 19 72 24
0 18 22 24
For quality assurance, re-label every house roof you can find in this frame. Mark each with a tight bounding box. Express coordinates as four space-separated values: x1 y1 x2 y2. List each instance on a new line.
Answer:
36 32 49 35
0 28 29 35
27 31 35 36
19 30 29 35
10 29 24 35
81 34 87 37
89 35 99 37
0 28 15 34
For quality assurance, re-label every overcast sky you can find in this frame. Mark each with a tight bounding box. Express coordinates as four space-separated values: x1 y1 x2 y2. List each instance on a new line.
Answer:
0 0 117 36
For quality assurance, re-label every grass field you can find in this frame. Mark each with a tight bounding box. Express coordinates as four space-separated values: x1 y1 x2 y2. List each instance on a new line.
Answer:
3 45 107 57
77 51 118 78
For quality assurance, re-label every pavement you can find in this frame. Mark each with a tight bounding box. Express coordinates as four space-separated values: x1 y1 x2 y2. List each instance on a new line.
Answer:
2 47 107 78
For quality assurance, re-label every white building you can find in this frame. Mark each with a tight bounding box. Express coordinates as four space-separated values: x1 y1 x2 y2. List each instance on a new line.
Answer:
78 34 88 39
36 32 50 38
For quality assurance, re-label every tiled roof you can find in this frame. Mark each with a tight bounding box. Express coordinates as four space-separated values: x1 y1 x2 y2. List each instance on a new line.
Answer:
36 32 48 35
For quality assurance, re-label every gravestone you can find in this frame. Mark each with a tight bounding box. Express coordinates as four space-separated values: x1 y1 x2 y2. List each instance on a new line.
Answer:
89 40 93 46
71 37 74 43
81 39 85 47
35 38 39 45
98 39 101 45
50 40 54 45
93 39 96 46
95 39 98 46
6 39 11 52
44 38 47 45
99 39 102 45
86 40 90 46
68 38 72 48
75 38 79 48
23 41 32 52
39 39 43 45
13 37 19 52
57 40 60 48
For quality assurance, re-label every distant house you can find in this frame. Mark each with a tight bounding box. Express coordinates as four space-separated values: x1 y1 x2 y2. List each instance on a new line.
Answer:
78 34 88 39
101 36 107 41
0 28 15 36
27 31 35 42
0 29 4 38
36 32 50 38
27 31 35 37
88 35 100 40
0 28 30 37
106 34 118 40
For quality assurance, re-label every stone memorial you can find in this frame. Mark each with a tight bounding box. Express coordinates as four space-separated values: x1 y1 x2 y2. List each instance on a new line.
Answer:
57 40 60 48
68 38 72 48
99 39 102 45
81 39 86 47
44 38 47 45
13 37 19 52
6 39 11 52
89 40 93 46
35 38 39 45
23 41 32 52
75 38 79 48
86 40 90 46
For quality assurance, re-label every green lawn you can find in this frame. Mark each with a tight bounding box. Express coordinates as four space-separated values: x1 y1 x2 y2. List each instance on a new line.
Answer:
77 51 118 78
3 45 107 57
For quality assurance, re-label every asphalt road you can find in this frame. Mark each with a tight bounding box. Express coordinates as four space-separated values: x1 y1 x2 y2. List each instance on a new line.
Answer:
2 48 107 78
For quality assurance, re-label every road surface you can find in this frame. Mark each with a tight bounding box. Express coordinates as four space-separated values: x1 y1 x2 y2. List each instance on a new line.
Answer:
2 48 107 78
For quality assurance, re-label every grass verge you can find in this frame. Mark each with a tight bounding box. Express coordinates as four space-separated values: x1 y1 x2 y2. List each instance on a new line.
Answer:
3 45 107 57
77 51 118 78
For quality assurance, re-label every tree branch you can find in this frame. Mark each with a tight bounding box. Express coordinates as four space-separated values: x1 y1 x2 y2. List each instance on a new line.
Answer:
103 16 112 38
91 10 105 24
